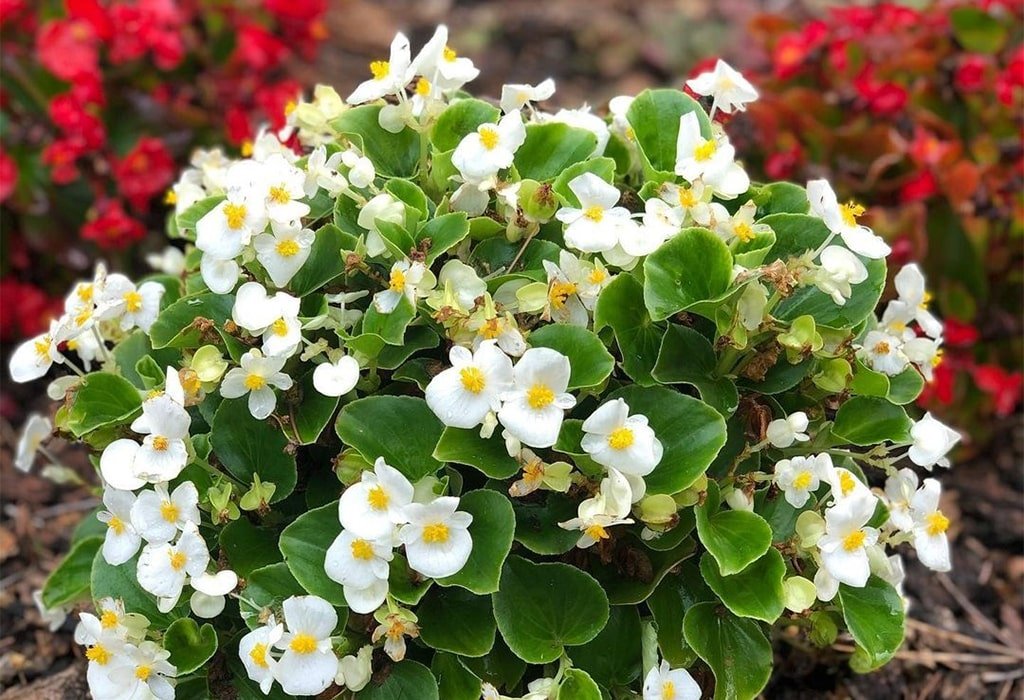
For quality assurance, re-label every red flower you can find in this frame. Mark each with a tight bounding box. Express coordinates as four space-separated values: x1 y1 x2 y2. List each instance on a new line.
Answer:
80 199 146 250
772 23 827 80
853 67 908 117
907 128 954 167
263 0 327 21
65 0 113 41
900 169 938 203
0 278 61 341
41 138 86 185
255 80 302 131
225 104 252 145
954 55 990 94
113 137 176 210
48 93 106 149
943 318 980 347
918 360 957 406
36 18 100 82
996 48 1024 106
0 150 16 202
235 23 289 71
764 143 803 180
972 364 1023 417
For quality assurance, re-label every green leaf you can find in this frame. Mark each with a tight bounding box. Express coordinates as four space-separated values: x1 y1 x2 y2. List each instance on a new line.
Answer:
432 98 500 152
556 669 602 700
699 549 785 623
887 367 925 405
238 563 305 630
113 331 181 389
461 637 527 690
572 605 642 687
608 386 727 494
210 399 297 501
849 360 891 398
737 356 813 396
91 551 184 627
514 123 597 181
289 224 357 296
335 396 444 481
594 273 663 386
731 229 776 269
839 577 906 671
332 105 419 177
950 7 1008 53
587 535 696 605
832 396 913 446
389 553 434 606
438 490 516 594
219 518 283 577
644 227 734 321
360 295 416 347
648 564 714 666
419 212 471 264
135 356 164 389
528 324 615 390
683 602 772 700
653 324 739 416
149 293 234 349
377 326 439 370
42 536 102 607
358 660 440 699
386 179 431 220
626 89 712 174
432 653 483 700
279 501 347 606
62 373 141 438
434 427 520 478
511 493 581 555
163 618 218 675
288 368 340 445
753 182 809 216
492 556 609 664
695 484 772 575
175 196 224 237
418 587 497 657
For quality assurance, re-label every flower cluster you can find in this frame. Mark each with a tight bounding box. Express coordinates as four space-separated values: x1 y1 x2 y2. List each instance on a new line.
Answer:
17 28 964 699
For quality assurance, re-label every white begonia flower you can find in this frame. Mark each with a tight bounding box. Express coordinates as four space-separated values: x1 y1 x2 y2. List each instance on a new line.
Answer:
508 448 573 498
813 245 869 306
425 341 514 429
818 495 880 588
497 348 576 448
32 589 67 631
773 454 829 508
500 78 556 113
130 482 200 544
807 179 890 259
884 468 919 532
146 247 186 276
275 596 339 697
860 329 910 376
220 349 294 420
15 413 51 472
414 25 480 92
659 180 712 226
766 411 810 448
546 107 610 156
136 523 210 612
260 295 302 359
254 223 315 288
737 281 769 331
100 389 191 489
67 328 102 371
715 200 771 246
559 468 635 548
813 564 840 602
724 487 754 512
887 264 943 338
674 113 750 198
903 336 943 382
686 58 759 114
97 488 141 566
260 153 311 224
77 615 131 700
313 354 360 397
339 457 415 540
342 149 376 189
98 274 165 332
347 32 413 104
911 478 952 572
231 281 288 333
629 198 680 256
190 569 239 619
196 192 268 261
452 112 527 182
200 255 241 294
303 145 346 197
556 173 633 254
373 260 436 314
372 611 419 662
109 641 177 700
642 659 702 700
9 318 73 383
450 174 495 217
825 463 872 505
251 127 297 163
539 259 589 327
581 399 664 477
908 412 960 469
324 529 394 613
336 644 373 693
398 495 474 578
239 618 284 695
430 259 487 313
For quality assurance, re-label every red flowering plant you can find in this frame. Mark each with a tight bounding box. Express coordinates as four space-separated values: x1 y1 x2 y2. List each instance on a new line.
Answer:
720 1 1023 448
0 0 327 343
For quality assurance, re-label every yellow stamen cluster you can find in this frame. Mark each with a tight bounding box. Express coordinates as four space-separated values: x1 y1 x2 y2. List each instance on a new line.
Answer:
926 511 950 536
694 139 716 161
839 471 856 496
160 501 179 523
367 485 389 510
840 201 865 227
169 550 187 570
587 268 607 285
842 530 866 552
415 78 432 96
271 318 289 337
269 186 291 204
734 222 756 243
289 633 318 654
582 205 604 222
250 642 269 668
873 341 891 355
423 523 450 543
585 524 609 542
135 665 152 681
244 373 266 391
351 538 375 560
224 203 247 230
443 46 457 62
370 60 390 80
123 290 143 313
459 366 486 394
389 269 407 293
100 610 119 629
607 427 635 450
107 515 126 535
152 436 170 452
479 126 500 151
527 384 555 409
86 644 111 665
548 281 577 309
34 337 51 359
793 471 813 490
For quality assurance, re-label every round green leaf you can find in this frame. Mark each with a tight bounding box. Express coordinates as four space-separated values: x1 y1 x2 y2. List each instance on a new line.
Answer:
432 653 483 700
433 427 520 479
331 105 419 177
210 398 297 502
219 518 283 578
643 227 734 322
357 660 439 700
164 617 218 675
492 556 609 664
438 490 515 594
594 273 663 386
335 396 444 481
42 536 102 608
420 212 471 264
389 553 433 606
683 602 772 700
695 484 772 576
832 396 913 446
648 564 715 667
699 549 786 623
461 636 527 691
626 89 711 174
514 123 598 181
653 324 739 416
62 373 142 438
572 605 642 687
149 293 234 349
887 367 925 405
556 669 602 700
279 501 347 606
586 535 696 605
528 324 615 390
838 577 906 671
289 224 357 296
418 586 497 657
287 368 340 445
512 492 581 555
752 182 809 216
432 98 500 152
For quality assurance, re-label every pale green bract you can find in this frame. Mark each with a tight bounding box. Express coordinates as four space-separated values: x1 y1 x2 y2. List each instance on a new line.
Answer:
14 27 963 700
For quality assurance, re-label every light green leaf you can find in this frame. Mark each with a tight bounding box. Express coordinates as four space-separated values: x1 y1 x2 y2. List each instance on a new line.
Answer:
331 105 419 177
357 660 440 699
419 212 470 264
149 293 234 349
887 367 925 405
175 196 224 238
528 324 614 390
950 7 1008 53
683 602 772 700
643 227 734 321
238 563 305 630
626 89 712 174
832 396 913 446
556 669 602 700
695 484 772 575
210 399 297 502
418 587 497 657
62 373 141 438
42 536 102 608
336 396 444 481
699 549 785 623
839 577 906 672
653 324 739 416
553 157 617 206
434 427 520 479
647 564 714 666
594 273 663 386
279 501 347 607
438 490 516 594
752 182 809 216
432 98 500 152
163 618 218 675
514 123 597 181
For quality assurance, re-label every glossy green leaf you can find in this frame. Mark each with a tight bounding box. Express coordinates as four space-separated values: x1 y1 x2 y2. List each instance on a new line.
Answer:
648 564 714 666
887 367 925 405
832 396 913 446
149 293 234 349
432 98 500 152
594 273 663 386
91 551 184 627
389 553 433 606
164 617 218 675
626 89 711 173
572 605 642 687
418 586 497 657
438 490 515 594
950 7 1008 53
514 123 597 181
210 399 297 501
653 324 739 416
556 669 602 700
683 602 772 700
219 518 283 577
695 485 772 575
357 660 440 699
699 549 786 623
644 227 734 322
332 105 419 177
432 653 483 700
279 501 347 606
839 577 906 671
238 563 305 630
511 492 581 555
289 224 357 296
553 157 617 206
434 427 520 479
288 368 340 445
335 396 444 481
753 182 809 216
528 324 615 390
42 536 102 607
420 212 471 264
62 373 141 438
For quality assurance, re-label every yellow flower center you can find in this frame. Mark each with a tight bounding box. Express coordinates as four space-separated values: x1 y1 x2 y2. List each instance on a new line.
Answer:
289 633 318 654
86 644 110 665
585 524 609 541
443 46 457 62
75 307 92 327
931 349 944 367
734 222 755 243
920 291 933 310
370 60 390 80
271 318 289 337
34 337 51 359
180 369 201 396
67 339 78 351
548 281 577 309
351 538 375 560
842 530 866 552
839 471 856 496
250 642 269 668
100 610 119 629
479 126 500 151
873 341 891 355
460 366 486 394
241 140 254 157
479 318 502 340
587 268 607 285
607 427 635 450
889 320 907 333
526 384 555 410
677 187 697 207
793 471 813 491
244 373 266 391
123 290 143 312
367 485 389 510
415 77 432 96
275 238 300 258
388 269 406 293
284 100 297 116
77 284 93 302
224 203 247 230
423 523 450 543
269 186 291 204
165 189 177 205
386 619 406 640
583 205 604 222
694 139 717 161
107 515 126 536
135 665 152 681
169 550 187 571
662 681 677 700
926 511 950 536
160 501 179 523
522 459 544 484
840 201 865 227
152 436 170 452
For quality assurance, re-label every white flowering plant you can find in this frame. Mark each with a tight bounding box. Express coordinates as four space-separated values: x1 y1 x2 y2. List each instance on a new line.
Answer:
16 27 962 700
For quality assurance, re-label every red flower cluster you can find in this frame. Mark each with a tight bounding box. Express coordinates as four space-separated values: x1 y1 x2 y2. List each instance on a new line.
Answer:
0 277 62 341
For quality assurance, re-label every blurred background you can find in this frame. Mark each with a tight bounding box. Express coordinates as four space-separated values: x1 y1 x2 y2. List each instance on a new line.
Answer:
0 0 1021 696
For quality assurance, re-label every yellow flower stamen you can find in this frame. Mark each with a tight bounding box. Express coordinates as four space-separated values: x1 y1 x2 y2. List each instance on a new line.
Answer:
694 139 716 161
415 77 432 96
423 523 450 543
351 538 375 560
734 222 756 243
224 203 247 230
548 280 577 309
241 140 254 158
388 269 406 293
275 237 300 257
583 205 604 222
250 642 269 668
585 524 609 541
86 644 110 665
244 373 266 391
160 501 179 523
169 550 187 570
607 427 635 450
152 436 170 452
526 384 555 410
367 485 389 510
370 60 390 80
842 530 866 552
123 290 143 313
479 126 500 151
840 201 865 227
34 337 51 359
839 471 856 496
479 318 502 340
164 189 177 205
522 459 544 484
926 511 950 536
289 633 317 654
443 46 457 62
662 680 677 699
873 341 891 355
271 318 289 337
135 665 152 681
677 187 697 207
107 515 126 536
100 610 119 629
284 100 297 116
587 268 607 285
269 186 291 205
793 471 813 491
460 366 486 394
920 291 933 310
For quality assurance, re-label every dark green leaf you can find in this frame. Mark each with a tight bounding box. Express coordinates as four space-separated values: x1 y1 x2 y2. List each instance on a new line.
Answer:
594 273 663 386
335 396 444 481
434 427 520 478
839 577 906 671
42 536 102 607
528 324 615 390
210 399 297 501
163 617 218 675
279 501 347 606
332 105 420 177
832 397 913 446
644 227 734 321
683 602 772 700
62 373 142 438
438 490 516 594
699 549 786 623
653 324 739 416
418 587 497 657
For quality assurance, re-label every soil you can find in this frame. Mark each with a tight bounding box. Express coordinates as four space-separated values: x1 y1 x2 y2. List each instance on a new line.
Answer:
1 1 1021 697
